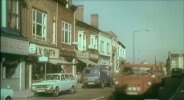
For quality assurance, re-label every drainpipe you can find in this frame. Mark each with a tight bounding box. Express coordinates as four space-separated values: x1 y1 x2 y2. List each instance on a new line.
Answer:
56 2 58 46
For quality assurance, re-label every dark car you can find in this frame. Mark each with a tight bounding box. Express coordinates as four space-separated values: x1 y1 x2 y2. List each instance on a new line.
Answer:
82 65 113 88
171 68 183 77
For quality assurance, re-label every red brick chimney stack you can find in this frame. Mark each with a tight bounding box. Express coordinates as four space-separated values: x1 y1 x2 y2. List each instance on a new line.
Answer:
75 5 84 21
91 14 98 28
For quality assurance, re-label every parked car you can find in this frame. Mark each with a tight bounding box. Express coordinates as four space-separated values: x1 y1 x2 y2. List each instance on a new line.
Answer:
114 64 161 97
31 73 77 96
82 65 113 88
1 86 14 100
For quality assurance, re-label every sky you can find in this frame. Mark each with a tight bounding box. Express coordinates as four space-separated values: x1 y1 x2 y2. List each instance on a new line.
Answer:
73 0 184 64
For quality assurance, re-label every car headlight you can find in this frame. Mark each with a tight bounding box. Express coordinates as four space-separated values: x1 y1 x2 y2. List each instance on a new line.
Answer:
147 82 152 86
32 86 36 90
47 86 54 90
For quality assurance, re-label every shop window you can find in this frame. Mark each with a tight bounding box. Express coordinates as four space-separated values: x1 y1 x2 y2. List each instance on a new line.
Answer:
2 60 19 79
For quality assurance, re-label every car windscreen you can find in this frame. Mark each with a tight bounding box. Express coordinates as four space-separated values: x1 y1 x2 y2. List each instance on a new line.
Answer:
45 75 60 80
84 69 99 76
122 67 151 75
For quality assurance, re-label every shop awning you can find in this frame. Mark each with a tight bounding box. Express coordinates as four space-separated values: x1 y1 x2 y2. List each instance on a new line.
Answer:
78 58 97 65
49 58 73 65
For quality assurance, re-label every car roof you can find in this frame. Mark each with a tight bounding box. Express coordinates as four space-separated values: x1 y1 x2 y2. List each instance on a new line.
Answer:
45 73 73 75
123 64 155 68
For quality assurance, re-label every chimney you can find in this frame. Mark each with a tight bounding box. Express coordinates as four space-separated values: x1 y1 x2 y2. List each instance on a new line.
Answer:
75 5 84 21
91 14 98 28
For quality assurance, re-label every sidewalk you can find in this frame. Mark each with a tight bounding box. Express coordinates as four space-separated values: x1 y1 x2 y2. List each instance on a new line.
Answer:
14 89 34 99
13 83 83 98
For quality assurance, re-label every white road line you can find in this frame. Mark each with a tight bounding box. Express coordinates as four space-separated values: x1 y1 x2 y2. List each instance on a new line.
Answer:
91 96 104 100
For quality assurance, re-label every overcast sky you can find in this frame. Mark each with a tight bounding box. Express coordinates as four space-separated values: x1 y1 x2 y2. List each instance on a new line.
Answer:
73 0 184 64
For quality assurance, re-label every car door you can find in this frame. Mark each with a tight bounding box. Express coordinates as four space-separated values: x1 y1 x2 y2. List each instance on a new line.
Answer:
65 74 71 90
59 74 68 91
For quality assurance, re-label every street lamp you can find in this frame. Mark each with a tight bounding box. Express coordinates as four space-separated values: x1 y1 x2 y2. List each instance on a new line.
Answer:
133 29 149 63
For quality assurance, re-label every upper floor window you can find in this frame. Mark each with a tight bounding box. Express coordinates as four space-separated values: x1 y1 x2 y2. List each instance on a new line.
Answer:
8 0 19 30
90 35 97 49
52 19 56 44
32 9 47 41
107 43 110 54
62 21 71 44
100 40 104 53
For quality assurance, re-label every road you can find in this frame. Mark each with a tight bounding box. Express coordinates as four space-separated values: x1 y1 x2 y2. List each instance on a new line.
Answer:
14 76 183 100
14 86 159 100
14 87 114 100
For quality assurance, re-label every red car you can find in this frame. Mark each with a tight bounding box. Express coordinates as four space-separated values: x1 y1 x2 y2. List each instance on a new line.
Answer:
114 64 161 96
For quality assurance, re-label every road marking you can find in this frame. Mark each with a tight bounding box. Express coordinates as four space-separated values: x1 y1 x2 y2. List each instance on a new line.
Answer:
91 96 104 100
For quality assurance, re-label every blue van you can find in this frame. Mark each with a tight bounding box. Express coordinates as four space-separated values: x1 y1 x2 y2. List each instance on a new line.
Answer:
82 66 113 88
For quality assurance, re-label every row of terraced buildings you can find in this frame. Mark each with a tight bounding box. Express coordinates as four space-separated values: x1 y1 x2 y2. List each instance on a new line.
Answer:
1 0 126 91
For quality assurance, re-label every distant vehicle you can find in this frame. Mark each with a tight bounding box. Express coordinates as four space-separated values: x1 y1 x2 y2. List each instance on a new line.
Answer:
82 65 113 88
171 68 183 77
114 64 161 96
31 73 77 96
1 86 14 100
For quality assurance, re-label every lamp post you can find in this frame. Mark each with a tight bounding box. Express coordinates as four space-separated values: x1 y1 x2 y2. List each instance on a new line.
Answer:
133 29 149 63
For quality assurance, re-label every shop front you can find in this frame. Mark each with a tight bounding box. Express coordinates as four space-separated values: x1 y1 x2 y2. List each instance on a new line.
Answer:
60 49 77 76
28 43 61 83
75 51 98 82
99 56 112 69
1 36 29 91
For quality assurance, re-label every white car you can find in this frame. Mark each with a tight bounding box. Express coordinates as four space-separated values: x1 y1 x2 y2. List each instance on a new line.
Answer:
31 73 77 96
1 86 14 100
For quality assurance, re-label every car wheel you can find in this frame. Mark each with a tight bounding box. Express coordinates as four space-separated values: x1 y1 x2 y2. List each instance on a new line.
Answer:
5 97 11 100
69 86 75 94
53 87 59 97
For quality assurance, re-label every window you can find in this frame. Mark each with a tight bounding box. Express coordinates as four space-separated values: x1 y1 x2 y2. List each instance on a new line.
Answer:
8 0 20 30
100 41 104 53
83 34 86 50
62 21 72 44
107 43 110 54
90 35 97 49
2 56 19 79
32 9 47 41
52 20 56 44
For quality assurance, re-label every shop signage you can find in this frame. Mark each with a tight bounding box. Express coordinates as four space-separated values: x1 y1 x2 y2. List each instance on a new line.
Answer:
39 55 48 62
1 36 29 55
29 43 59 58
89 53 99 59
60 50 76 57
100 60 110 65
76 51 89 59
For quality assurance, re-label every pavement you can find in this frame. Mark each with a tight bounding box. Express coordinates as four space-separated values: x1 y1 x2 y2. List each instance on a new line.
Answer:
13 83 83 99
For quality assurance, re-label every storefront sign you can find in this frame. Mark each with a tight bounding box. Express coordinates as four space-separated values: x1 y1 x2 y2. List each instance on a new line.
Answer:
39 55 48 62
89 53 99 59
29 43 59 58
100 60 110 65
60 50 76 57
76 51 89 59
1 36 29 55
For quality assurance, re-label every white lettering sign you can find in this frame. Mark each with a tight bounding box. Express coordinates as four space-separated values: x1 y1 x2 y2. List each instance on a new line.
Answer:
29 43 59 58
